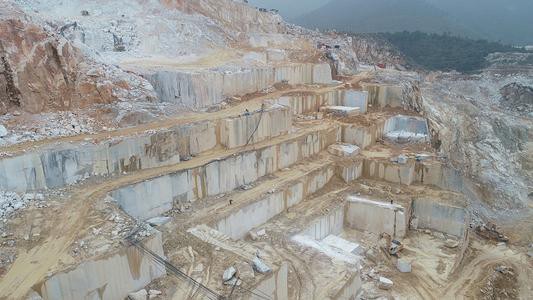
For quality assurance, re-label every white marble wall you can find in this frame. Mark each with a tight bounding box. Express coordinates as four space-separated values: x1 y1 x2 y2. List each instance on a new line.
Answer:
303 205 345 240
220 105 291 149
0 121 216 192
146 63 333 109
38 231 165 300
214 165 334 239
412 199 467 237
345 196 407 238
111 127 338 220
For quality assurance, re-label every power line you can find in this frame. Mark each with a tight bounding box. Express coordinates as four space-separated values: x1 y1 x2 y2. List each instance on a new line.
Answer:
126 229 272 300
126 234 223 300
244 103 266 148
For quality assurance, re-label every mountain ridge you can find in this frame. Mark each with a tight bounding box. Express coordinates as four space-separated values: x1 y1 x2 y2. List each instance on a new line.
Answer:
294 0 533 45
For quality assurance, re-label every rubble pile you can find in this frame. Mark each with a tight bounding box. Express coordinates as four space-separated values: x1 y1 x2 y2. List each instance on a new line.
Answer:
0 191 44 219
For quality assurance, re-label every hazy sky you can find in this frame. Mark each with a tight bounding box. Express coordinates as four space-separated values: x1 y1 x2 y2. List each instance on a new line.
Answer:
247 0 329 19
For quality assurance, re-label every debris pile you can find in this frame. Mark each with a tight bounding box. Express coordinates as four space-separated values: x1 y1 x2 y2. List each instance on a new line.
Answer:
0 191 44 219
479 265 518 300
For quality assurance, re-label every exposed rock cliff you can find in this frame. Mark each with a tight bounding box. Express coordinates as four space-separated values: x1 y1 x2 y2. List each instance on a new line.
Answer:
0 2 155 114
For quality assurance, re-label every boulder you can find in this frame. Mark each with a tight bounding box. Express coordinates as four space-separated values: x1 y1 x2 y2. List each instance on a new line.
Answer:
396 258 412 273
378 276 393 290
223 266 236 281
148 289 162 298
252 257 271 274
128 289 148 300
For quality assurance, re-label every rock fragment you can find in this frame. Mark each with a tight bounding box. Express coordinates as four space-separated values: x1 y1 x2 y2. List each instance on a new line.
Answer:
223 266 236 281
252 257 271 274
396 258 412 273
128 289 148 300
378 276 393 290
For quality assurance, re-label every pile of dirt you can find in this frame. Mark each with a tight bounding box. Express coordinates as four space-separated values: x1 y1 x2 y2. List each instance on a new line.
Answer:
478 265 519 300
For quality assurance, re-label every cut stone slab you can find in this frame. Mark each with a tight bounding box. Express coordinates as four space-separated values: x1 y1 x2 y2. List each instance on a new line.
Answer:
147 216 171 227
128 289 148 300
223 266 237 281
252 257 271 274
322 235 362 255
396 258 412 273
378 276 393 290
328 143 360 157
320 106 361 117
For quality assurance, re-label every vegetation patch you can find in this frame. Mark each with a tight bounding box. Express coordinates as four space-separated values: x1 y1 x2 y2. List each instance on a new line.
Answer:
374 31 528 73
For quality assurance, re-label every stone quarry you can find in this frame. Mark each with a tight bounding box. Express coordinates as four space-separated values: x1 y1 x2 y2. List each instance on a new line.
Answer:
0 0 531 299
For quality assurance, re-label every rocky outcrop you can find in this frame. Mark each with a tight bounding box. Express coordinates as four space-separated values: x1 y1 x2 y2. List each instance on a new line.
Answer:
350 33 405 67
500 82 533 114
0 2 155 114
167 0 283 37
420 72 532 210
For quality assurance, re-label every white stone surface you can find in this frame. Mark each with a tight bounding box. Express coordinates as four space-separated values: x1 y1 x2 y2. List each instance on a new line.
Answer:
292 234 360 265
0 121 216 193
362 84 403 108
0 125 8 137
220 104 291 148
113 127 336 220
338 159 363 183
128 289 147 300
146 63 332 108
412 199 467 237
252 257 271 274
384 115 429 143
342 120 385 150
378 276 393 290
215 165 334 239
320 106 360 117
328 143 360 157
363 158 415 185
345 196 407 238
343 90 369 113
147 216 171 227
397 258 412 273
322 235 362 255
303 206 344 240
39 231 166 300
223 266 237 281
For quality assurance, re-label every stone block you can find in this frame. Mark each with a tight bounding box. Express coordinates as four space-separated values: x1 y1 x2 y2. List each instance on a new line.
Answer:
378 276 393 290
328 143 360 157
